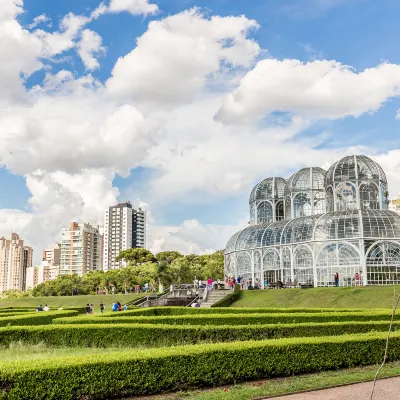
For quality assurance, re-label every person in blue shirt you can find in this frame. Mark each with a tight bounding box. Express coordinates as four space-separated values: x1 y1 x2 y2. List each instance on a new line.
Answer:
112 302 118 312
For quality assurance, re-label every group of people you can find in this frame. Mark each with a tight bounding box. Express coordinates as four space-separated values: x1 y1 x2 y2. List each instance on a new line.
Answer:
193 278 224 291
85 301 128 314
37 304 64 311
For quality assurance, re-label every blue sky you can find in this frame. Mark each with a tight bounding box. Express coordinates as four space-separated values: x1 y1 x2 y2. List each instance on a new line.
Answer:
1 0 400 254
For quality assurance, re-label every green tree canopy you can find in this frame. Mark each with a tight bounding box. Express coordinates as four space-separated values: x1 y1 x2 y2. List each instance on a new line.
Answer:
116 248 156 265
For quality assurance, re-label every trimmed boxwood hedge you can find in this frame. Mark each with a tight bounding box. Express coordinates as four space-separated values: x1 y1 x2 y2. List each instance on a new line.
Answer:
100 306 385 317
0 320 399 348
53 310 396 326
0 310 79 327
0 332 399 399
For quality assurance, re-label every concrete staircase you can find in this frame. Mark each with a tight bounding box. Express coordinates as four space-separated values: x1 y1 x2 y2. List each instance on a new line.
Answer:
200 289 231 308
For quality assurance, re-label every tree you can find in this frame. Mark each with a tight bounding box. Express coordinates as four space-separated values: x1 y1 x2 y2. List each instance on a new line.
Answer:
168 257 194 284
155 251 182 265
116 248 156 265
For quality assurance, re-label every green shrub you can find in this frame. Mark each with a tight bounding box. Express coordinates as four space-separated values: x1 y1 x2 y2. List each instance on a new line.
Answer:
0 310 78 327
0 332 399 399
212 284 241 307
102 306 385 317
1 320 399 348
53 310 396 326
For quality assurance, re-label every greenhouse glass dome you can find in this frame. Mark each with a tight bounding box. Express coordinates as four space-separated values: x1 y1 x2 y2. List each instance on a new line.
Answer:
225 155 400 287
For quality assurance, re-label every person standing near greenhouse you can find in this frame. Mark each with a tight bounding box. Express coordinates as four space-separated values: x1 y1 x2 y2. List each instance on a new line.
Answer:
334 272 339 287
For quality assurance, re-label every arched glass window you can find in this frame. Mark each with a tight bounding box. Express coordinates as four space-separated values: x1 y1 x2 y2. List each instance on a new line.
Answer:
257 201 273 224
325 185 334 213
263 249 280 284
224 254 236 278
293 193 312 218
276 200 284 221
314 192 326 215
366 241 400 285
316 243 360 287
285 196 292 220
237 252 252 281
359 182 379 210
335 182 357 211
294 246 313 285
282 247 291 282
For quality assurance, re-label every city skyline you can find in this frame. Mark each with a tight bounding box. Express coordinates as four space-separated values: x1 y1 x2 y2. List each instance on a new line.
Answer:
2 0 400 264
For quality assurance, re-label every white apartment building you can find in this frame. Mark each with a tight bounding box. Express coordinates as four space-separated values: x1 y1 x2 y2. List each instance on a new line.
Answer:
103 201 147 270
0 233 32 292
26 260 60 289
59 222 103 276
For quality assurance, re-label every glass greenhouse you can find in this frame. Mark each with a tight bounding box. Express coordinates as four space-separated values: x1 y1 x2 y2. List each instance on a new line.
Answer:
225 155 400 287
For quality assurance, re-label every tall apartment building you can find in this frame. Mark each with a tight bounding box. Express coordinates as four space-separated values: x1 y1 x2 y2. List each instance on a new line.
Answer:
103 202 147 270
59 222 102 276
0 233 32 292
42 243 61 266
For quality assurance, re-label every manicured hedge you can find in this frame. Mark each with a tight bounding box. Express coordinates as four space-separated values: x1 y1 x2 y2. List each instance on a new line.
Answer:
101 306 384 317
1 320 399 348
0 310 79 327
0 332 399 399
53 310 396 326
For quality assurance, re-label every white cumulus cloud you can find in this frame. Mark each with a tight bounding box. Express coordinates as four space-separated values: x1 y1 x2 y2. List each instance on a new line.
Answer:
215 59 400 124
106 8 260 106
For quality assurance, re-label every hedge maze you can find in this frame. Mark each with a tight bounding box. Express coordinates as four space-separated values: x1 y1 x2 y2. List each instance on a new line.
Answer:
0 305 396 399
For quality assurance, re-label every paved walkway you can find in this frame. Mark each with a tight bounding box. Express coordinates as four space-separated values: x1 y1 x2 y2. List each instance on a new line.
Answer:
272 376 400 400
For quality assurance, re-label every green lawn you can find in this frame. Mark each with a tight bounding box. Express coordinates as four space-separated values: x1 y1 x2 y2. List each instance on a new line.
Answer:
0 294 143 309
232 286 398 309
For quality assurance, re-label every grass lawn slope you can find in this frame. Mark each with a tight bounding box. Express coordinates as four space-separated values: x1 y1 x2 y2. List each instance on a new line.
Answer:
232 286 396 309
0 294 143 309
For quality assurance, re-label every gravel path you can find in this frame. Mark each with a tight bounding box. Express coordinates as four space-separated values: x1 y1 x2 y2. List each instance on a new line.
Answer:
272 376 400 399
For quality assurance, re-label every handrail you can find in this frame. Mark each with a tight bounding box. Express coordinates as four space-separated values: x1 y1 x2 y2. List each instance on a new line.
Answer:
124 289 169 307
186 294 201 307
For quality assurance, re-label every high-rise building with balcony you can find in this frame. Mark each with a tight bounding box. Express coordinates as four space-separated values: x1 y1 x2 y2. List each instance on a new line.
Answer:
59 222 102 276
103 201 147 270
42 243 61 266
0 233 32 292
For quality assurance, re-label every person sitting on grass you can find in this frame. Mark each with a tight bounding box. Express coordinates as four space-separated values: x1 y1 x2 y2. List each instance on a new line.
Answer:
43 304 49 311
112 302 118 312
58 306 63 310
86 304 91 314
100 302 105 313
123 304 128 311
36 305 43 312
117 302 122 311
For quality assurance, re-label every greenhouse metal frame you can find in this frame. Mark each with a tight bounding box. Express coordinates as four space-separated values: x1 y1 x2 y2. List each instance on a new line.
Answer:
225 155 400 287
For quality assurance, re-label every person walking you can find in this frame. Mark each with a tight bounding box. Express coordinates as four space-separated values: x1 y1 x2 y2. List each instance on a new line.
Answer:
150 282 155 292
89 304 94 314
334 272 339 287
100 302 105 313
355 272 360 287
207 277 213 291
194 277 199 289
86 304 90 314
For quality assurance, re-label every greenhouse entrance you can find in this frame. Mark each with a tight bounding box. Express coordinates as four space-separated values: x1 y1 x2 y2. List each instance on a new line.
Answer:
264 270 281 285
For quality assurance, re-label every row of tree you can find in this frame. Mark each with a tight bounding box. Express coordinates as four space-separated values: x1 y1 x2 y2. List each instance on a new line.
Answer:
30 249 224 297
